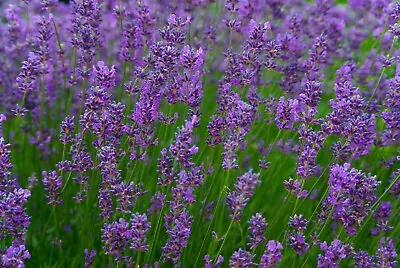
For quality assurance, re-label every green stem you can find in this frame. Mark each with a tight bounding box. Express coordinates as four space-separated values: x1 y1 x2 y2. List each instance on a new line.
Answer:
194 171 230 267
213 216 235 265
120 61 127 101
147 186 171 264
51 16 68 114
367 38 396 108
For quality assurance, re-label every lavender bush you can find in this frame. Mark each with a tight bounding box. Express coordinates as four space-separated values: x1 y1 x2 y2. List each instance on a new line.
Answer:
0 0 400 267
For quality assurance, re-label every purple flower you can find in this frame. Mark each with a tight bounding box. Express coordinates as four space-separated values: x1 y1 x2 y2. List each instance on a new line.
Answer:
248 213 267 249
346 114 376 159
57 135 93 174
318 239 347 268
84 249 96 268
299 128 326 150
207 115 224 146
371 201 392 235
382 76 400 146
93 61 116 90
33 15 53 73
148 191 164 215
389 169 400 199
226 191 248 222
288 233 309 255
162 207 193 263
264 40 282 69
0 188 31 240
260 240 283 268
297 146 317 179
11 105 28 118
60 115 75 144
376 238 398 268
222 138 240 170
202 201 215 221
180 45 204 71
235 171 260 197
299 80 322 108
284 178 308 199
112 182 146 214
227 171 260 221
0 114 6 136
28 173 37 190
0 133 31 243
15 52 40 98
172 168 204 204
98 185 112 219
169 115 199 168
0 138 13 188
119 0 155 62
130 213 150 252
204 254 224 268
42 170 63 205
229 248 254 267
289 214 308 232
391 2 400 20
1 0 399 266
321 163 380 236
276 97 301 130
101 218 131 261
98 145 121 186
354 250 374 268
208 83 256 169
1 240 31 268
323 77 375 160
389 23 400 37
259 159 270 169
307 34 328 70
161 14 190 44
157 148 174 186
70 0 102 80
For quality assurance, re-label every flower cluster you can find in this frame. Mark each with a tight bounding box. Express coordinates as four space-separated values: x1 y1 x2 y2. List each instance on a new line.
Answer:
320 164 380 236
0 0 399 267
0 136 31 266
101 215 150 263
317 239 348 268
227 171 260 221
247 213 267 250
42 170 63 205
260 240 283 268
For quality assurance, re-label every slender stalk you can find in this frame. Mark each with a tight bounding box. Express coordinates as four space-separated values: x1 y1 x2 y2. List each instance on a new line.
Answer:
147 186 171 264
367 38 396 107
281 179 305 243
194 171 230 267
120 61 127 101
51 16 68 114
213 215 236 265
183 152 221 263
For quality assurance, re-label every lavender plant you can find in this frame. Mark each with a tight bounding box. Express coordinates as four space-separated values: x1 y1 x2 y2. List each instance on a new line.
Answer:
0 0 399 267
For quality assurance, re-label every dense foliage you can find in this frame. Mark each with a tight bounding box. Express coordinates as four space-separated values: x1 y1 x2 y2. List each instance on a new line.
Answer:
0 0 400 267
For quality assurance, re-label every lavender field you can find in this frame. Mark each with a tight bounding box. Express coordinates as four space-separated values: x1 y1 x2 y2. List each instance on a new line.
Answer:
0 0 400 267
